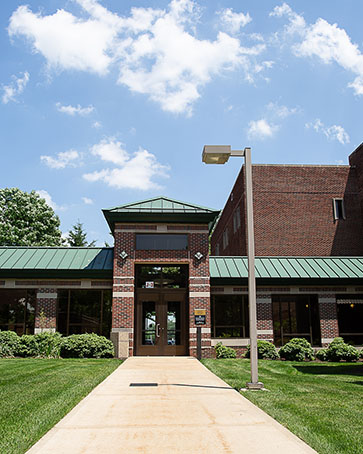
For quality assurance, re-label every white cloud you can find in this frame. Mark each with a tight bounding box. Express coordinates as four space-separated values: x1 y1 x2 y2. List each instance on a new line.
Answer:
40 149 80 169
219 8 251 34
82 197 94 205
56 102 94 116
92 121 102 129
2 71 29 103
270 4 363 96
35 189 65 211
247 119 278 140
305 119 350 145
8 0 265 115
83 138 169 190
267 101 297 118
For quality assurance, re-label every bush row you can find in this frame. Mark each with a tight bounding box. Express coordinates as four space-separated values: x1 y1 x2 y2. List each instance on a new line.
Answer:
214 337 362 362
0 331 114 359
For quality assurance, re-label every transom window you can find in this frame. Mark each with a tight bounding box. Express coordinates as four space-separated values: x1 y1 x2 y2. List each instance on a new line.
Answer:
136 234 188 250
136 265 188 289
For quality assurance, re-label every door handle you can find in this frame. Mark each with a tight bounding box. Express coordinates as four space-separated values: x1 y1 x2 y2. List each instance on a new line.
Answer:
156 323 161 338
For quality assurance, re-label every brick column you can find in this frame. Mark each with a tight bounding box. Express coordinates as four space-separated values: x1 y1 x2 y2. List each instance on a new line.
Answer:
189 232 212 358
111 230 134 358
256 294 274 342
319 295 339 347
35 288 57 333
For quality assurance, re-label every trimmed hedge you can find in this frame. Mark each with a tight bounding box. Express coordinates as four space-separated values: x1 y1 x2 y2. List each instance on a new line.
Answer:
245 340 279 360
60 334 114 358
0 331 114 359
214 342 237 359
0 331 20 357
279 338 314 361
324 337 359 362
315 348 328 361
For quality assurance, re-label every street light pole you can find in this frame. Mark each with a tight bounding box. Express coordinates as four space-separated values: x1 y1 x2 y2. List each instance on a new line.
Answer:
202 145 263 390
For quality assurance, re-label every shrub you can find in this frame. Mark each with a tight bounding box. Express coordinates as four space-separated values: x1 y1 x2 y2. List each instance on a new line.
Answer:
279 338 314 361
60 333 114 358
325 337 359 362
315 348 328 361
245 340 279 360
360 349 363 360
18 332 62 358
214 342 237 359
0 331 20 357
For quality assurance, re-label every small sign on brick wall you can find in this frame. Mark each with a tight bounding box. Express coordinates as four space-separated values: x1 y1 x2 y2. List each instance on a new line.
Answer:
194 308 206 325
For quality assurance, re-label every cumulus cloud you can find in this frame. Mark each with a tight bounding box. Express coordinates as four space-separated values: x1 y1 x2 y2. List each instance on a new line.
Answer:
83 138 169 190
247 101 297 140
219 8 251 34
2 71 29 103
8 0 265 114
92 121 102 129
82 197 94 205
247 119 278 140
56 102 94 116
35 189 65 211
40 150 80 169
270 3 363 96
305 119 350 145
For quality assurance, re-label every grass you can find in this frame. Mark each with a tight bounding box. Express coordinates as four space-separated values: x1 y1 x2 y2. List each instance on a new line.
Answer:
201 359 363 454
0 358 122 454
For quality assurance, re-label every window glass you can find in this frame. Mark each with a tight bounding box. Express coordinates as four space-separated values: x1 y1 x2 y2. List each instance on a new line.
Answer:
136 234 188 250
136 265 188 288
57 290 111 337
212 295 249 338
0 290 36 335
333 199 345 220
272 295 320 346
337 296 363 345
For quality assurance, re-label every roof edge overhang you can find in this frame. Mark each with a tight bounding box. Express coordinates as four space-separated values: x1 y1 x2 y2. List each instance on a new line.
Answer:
210 277 363 287
0 269 113 279
102 211 220 234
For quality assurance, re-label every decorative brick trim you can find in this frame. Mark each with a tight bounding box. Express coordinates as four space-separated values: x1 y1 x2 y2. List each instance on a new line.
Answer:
36 292 57 299
211 338 250 347
189 292 210 297
113 291 134 297
257 329 273 335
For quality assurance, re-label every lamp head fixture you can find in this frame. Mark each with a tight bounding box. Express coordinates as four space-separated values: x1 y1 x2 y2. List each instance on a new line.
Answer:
202 145 247 165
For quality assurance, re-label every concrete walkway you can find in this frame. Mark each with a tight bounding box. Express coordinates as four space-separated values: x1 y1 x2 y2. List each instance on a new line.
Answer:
27 357 316 454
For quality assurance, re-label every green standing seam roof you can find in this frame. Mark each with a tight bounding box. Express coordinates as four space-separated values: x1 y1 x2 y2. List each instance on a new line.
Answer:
209 256 363 279
0 248 363 280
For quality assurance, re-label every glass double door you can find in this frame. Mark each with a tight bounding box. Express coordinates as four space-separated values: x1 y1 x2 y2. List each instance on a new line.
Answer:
135 290 188 356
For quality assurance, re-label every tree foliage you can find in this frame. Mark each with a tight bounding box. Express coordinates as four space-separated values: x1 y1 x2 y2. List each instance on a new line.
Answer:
66 221 96 247
0 188 63 246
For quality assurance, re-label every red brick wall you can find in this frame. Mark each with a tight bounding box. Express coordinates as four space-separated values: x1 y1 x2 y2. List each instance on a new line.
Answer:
211 160 363 256
112 224 212 357
35 288 57 330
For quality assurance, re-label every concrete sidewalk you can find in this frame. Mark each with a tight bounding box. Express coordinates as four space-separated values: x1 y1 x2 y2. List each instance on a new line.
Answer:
27 357 316 454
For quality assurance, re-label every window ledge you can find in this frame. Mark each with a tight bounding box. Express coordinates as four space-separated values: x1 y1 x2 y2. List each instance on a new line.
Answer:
211 338 250 347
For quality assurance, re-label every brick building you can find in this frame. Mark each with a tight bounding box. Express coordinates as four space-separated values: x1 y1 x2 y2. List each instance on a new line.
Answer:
0 145 362 357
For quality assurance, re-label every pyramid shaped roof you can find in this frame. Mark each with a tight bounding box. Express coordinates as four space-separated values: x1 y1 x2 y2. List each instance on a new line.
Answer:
102 196 220 232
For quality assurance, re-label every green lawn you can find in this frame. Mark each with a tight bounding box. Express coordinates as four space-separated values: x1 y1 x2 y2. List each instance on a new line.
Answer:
0 358 122 454
202 359 363 454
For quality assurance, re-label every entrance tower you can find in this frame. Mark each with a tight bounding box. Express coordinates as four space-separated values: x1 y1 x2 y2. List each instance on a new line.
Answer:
102 197 219 358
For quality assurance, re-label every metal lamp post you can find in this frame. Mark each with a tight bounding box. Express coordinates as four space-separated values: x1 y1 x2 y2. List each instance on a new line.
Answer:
202 145 264 390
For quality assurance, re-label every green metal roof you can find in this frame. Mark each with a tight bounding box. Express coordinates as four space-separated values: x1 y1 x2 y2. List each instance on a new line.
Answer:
210 256 363 280
0 247 113 278
103 196 220 232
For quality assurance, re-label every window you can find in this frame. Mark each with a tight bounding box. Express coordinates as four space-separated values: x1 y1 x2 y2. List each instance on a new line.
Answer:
57 290 112 336
272 295 321 346
215 243 220 256
136 265 188 288
333 198 346 220
211 295 249 338
0 290 36 335
136 234 188 250
233 206 241 233
222 229 229 250
337 295 363 345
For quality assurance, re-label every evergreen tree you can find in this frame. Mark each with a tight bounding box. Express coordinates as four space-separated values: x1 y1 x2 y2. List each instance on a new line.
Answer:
67 221 96 247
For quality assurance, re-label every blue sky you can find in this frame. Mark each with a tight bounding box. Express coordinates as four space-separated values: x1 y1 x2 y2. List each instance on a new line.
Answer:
1 0 362 245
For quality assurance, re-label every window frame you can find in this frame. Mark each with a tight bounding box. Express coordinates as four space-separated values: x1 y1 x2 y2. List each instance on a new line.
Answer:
332 198 346 221
135 233 188 251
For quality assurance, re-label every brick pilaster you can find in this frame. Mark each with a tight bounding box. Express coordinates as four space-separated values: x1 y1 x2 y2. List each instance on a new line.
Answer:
35 288 57 333
256 294 274 342
319 295 339 346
